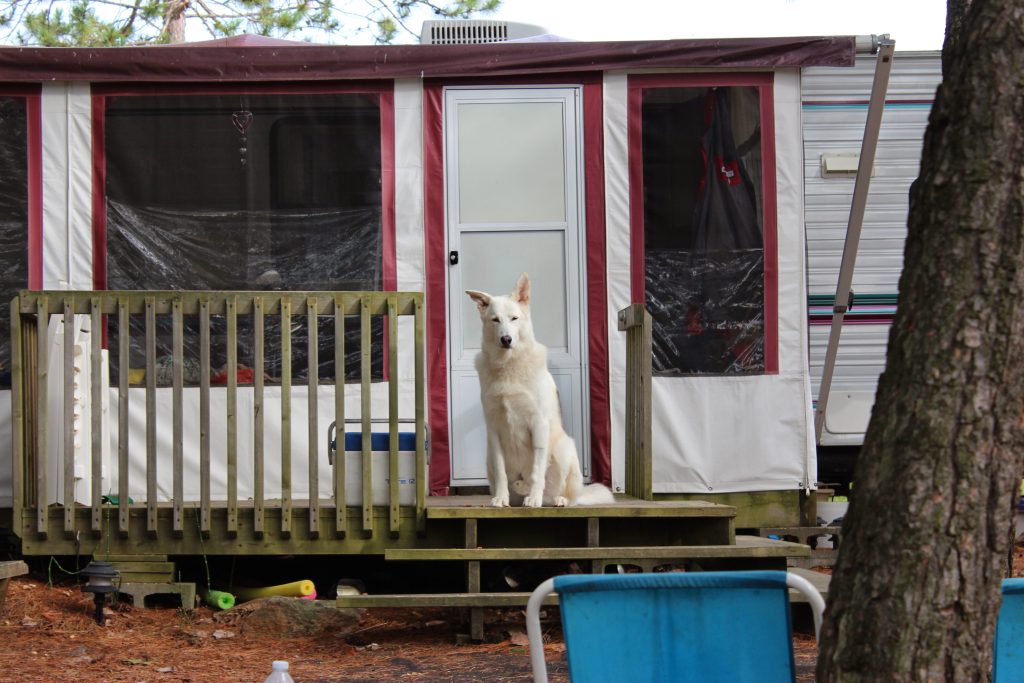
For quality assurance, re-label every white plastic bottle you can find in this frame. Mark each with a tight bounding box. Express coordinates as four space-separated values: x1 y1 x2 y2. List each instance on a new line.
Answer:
264 660 295 683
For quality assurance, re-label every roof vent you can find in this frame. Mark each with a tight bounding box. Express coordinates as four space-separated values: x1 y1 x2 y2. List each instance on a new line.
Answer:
420 19 548 45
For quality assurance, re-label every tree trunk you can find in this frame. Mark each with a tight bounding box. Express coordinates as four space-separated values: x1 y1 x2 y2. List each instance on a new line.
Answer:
163 0 189 43
816 1 1024 681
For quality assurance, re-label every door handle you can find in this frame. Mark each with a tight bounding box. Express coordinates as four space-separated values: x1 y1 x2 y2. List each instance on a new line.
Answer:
449 251 459 266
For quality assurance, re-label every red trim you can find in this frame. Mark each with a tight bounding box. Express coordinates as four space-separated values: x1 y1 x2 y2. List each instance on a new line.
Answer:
91 94 107 290
25 91 42 289
423 74 611 490
582 81 611 486
422 83 449 495
380 87 396 291
0 86 44 288
627 73 779 374
760 88 779 374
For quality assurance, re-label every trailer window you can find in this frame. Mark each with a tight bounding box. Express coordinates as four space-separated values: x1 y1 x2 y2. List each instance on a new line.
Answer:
0 96 29 389
636 82 771 375
101 91 387 384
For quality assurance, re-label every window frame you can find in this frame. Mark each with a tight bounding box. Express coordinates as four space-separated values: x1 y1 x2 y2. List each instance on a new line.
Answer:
627 72 778 375
90 81 396 293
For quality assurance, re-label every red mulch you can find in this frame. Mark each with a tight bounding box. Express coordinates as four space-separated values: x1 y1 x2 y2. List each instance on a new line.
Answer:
15 546 1022 683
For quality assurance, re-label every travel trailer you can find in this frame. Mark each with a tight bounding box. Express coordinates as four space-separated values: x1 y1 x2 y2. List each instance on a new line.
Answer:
0 27 906 624
803 50 942 486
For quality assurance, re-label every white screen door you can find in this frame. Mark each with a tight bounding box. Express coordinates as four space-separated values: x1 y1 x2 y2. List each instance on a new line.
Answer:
445 87 588 486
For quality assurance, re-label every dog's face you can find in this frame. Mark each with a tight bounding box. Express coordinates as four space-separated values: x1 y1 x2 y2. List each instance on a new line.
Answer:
466 273 531 352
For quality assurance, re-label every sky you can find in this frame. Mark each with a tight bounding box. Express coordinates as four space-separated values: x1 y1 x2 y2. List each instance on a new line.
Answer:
407 0 947 51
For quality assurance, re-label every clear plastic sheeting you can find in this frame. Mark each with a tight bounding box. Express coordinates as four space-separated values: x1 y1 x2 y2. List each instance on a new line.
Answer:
0 96 29 388
105 201 383 383
645 249 764 375
641 84 765 376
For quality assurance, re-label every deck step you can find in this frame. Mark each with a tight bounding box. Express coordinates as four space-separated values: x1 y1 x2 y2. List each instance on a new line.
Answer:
426 495 735 519
384 536 809 562
336 592 559 608
335 569 829 609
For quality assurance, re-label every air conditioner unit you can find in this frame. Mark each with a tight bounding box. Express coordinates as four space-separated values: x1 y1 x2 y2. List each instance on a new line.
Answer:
420 19 548 45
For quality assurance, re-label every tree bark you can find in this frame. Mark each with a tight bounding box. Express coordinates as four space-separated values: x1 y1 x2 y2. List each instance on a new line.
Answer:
163 0 190 43
816 1 1024 681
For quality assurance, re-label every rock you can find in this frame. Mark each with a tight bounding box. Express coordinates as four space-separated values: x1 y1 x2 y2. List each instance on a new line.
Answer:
213 596 360 637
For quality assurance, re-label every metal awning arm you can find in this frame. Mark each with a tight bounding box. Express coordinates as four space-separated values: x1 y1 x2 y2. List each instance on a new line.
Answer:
813 36 896 443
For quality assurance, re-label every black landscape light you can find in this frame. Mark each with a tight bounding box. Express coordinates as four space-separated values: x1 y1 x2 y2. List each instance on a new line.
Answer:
81 560 119 624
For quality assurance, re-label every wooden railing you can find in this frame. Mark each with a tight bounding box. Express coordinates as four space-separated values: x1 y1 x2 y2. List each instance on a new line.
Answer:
10 290 427 543
617 304 653 500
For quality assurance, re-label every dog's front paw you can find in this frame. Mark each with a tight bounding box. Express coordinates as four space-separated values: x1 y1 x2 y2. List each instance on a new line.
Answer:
490 493 510 507
523 495 543 508
553 496 568 507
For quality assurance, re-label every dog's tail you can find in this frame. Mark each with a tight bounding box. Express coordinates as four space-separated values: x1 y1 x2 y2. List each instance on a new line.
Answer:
571 483 616 506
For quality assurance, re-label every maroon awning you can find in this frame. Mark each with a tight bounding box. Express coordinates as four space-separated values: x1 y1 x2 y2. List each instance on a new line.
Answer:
0 35 855 83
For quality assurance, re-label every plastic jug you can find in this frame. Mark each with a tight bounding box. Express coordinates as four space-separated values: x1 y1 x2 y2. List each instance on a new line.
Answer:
264 660 295 683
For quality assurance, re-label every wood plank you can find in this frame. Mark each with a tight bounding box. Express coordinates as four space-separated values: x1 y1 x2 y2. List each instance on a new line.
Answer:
0 561 29 581
280 296 292 536
226 296 238 535
253 296 265 536
307 296 319 538
387 295 399 537
145 296 157 535
90 298 103 533
360 295 372 537
199 299 211 534
788 567 831 602
425 496 735 519
333 295 346 537
9 299 23 537
117 298 130 535
62 299 73 534
35 295 47 537
172 297 183 535
385 538 810 561
414 297 426 533
106 561 175 574
25 291 419 317
335 593 560 608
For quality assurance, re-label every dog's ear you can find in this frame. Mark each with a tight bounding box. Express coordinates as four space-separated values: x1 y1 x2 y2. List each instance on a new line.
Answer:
512 272 530 306
465 290 491 312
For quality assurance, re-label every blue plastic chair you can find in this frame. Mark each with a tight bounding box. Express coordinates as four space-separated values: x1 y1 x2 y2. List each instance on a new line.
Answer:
526 570 825 683
996 578 1024 682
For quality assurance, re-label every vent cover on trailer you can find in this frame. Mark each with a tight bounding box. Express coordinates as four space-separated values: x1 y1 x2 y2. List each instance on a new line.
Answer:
420 20 548 44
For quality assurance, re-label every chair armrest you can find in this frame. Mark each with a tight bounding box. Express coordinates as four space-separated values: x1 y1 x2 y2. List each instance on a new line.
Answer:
526 577 557 683
786 571 826 640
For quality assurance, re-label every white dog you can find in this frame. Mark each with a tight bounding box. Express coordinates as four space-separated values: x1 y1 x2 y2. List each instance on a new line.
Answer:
466 273 615 508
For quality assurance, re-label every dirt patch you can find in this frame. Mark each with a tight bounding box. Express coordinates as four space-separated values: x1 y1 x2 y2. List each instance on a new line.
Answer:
0 574 565 682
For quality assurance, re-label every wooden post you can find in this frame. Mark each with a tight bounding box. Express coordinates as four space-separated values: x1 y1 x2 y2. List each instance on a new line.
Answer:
414 296 427 533
307 296 319 538
90 297 102 534
199 298 211 535
34 295 46 537
280 296 292 536
145 296 157 536
172 297 184 535
117 297 129 535
360 295 373 537
62 298 74 535
253 296 265 537
333 295 347 537
10 298 23 538
617 305 653 500
226 295 238 535
387 295 400 537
